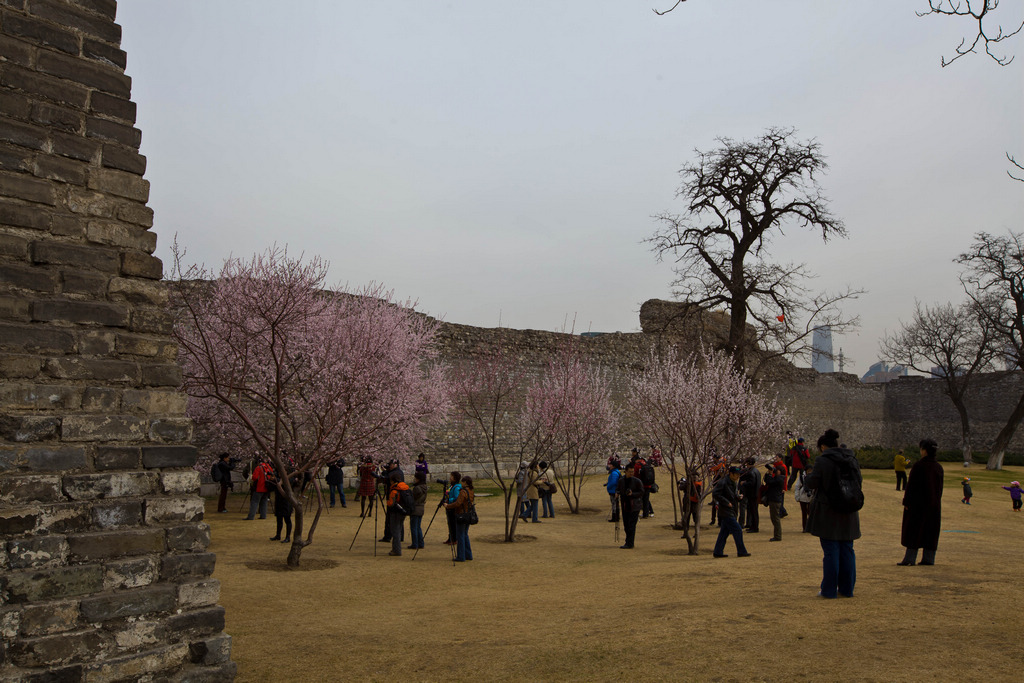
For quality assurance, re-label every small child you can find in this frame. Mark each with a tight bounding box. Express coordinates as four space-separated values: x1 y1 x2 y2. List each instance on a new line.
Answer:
1002 481 1023 511
961 477 972 505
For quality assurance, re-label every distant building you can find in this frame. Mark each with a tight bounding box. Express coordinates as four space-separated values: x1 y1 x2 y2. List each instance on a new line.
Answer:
861 362 908 384
812 326 834 373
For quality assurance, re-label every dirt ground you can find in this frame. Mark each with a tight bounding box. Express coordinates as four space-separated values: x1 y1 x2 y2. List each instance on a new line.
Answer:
207 465 1024 682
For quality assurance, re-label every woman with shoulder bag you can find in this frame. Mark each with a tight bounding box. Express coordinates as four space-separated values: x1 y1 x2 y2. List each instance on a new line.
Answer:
539 461 556 519
445 475 475 562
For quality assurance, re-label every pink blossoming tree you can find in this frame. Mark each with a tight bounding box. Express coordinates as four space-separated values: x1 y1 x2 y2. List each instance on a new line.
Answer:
628 346 787 554
170 246 449 566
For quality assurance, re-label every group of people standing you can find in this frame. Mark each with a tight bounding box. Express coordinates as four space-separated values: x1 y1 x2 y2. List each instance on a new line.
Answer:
515 461 557 523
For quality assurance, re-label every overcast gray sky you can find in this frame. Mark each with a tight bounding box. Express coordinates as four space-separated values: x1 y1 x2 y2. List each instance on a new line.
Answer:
117 1 1022 374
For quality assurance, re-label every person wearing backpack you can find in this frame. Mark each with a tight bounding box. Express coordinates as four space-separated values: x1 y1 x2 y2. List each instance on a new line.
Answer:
444 475 475 562
897 438 944 566
408 471 428 550
616 463 645 549
386 470 412 556
804 428 862 599
213 452 233 513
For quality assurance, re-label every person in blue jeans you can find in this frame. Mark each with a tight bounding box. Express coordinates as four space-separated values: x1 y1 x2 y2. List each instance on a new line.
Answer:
325 458 346 508
712 465 750 558
445 475 475 561
804 428 861 598
408 471 428 549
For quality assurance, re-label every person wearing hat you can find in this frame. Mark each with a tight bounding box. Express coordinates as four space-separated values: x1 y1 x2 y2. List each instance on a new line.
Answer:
712 465 750 558
961 477 973 505
616 463 644 549
1002 481 1024 511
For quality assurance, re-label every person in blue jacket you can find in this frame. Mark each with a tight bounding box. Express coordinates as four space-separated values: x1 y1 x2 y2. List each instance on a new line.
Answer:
606 457 622 523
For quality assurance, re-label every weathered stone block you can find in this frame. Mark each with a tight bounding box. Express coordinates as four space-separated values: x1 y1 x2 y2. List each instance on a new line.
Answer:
44 357 137 383
115 333 175 359
0 171 57 205
93 446 139 471
86 220 156 252
116 199 154 227
3 564 103 603
161 472 200 496
66 529 164 561
6 535 68 569
33 154 87 185
36 52 129 100
122 389 187 415
165 524 210 553
0 33 34 68
18 600 79 637
141 363 183 388
86 167 148 201
0 322 75 354
21 664 86 682
27 0 122 44
0 263 58 292
0 115 48 150
0 202 50 231
0 232 30 258
1 64 90 110
36 503 90 534
141 445 196 469
30 102 83 134
0 294 31 320
79 584 176 623
0 354 42 378
0 415 60 442
0 474 62 503
90 92 134 122
177 580 220 610
6 628 109 667
108 276 166 305
31 241 119 272
1 607 19 638
61 414 146 441
84 116 139 147
50 130 99 162
23 446 88 472
60 269 109 297
129 305 172 334
159 606 225 640
84 643 190 683
0 507 41 535
102 555 157 591
160 552 216 583
77 330 116 355
100 142 146 175
1 11 79 55
50 213 86 238
62 471 154 500
120 250 161 278
90 499 142 528
80 387 120 412
0 384 81 411
143 496 203 524
176 661 239 683
149 418 191 442
31 298 129 327
82 39 127 72
111 618 159 650
187 633 232 667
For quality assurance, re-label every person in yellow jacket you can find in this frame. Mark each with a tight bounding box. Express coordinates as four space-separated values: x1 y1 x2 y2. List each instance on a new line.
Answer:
894 450 908 491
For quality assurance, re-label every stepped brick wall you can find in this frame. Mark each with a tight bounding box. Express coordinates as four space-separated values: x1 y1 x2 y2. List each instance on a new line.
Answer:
0 1 235 680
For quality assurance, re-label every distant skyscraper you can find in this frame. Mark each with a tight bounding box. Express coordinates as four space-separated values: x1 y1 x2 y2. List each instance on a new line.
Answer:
812 326 834 373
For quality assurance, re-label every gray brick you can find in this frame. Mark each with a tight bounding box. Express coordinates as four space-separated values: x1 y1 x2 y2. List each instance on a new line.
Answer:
0 33 34 67
0 415 60 442
32 240 119 272
61 269 109 296
0 262 58 290
90 499 142 528
0 354 42 378
93 446 139 471
0 171 57 204
3 564 103 603
6 629 108 667
80 386 118 411
0 139 35 171
120 250 162 278
1 10 80 54
86 220 157 251
31 298 129 326
77 329 115 355
6 535 68 569
141 363 182 388
0 384 80 410
30 101 83 134
27 0 122 45
0 445 88 472
0 232 30 258
45 358 140 383
160 552 216 582
86 167 149 201
0 64 90 109
166 523 210 553
18 600 80 637
60 414 147 441
0 114 48 150
0 473 62 502
82 37 126 70
158 606 225 639
62 471 154 500
0 202 50 230
141 445 197 469
33 154 87 185
100 143 146 174
85 116 140 147
0 507 40 535
66 529 164 561
50 131 99 162
0 322 74 353
89 92 135 122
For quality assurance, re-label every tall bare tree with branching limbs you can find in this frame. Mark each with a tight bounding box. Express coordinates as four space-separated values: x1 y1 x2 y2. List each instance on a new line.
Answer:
628 347 787 555
957 231 1024 469
881 301 996 464
170 246 449 566
919 0 1024 66
649 127 859 377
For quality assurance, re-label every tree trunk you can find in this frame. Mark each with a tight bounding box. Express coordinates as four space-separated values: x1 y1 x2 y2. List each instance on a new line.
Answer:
287 492 304 567
951 396 973 466
988 391 1024 470
728 301 747 373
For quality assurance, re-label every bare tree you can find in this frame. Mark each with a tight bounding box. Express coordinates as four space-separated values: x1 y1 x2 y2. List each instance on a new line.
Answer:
957 230 1024 469
649 127 857 375
880 300 996 464
1008 153 1024 182
919 0 1024 66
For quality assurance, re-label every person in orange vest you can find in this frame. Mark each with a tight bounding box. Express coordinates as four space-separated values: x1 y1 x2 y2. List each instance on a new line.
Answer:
386 470 412 556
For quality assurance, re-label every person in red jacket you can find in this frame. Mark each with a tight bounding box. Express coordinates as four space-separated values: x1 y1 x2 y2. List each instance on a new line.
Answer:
245 458 274 520
787 438 810 489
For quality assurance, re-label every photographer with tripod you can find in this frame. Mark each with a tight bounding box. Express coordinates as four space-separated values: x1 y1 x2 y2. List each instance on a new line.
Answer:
442 471 462 546
444 475 475 562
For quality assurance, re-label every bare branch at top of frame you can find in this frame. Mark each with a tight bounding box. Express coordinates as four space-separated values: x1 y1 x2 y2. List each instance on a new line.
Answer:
918 0 1024 66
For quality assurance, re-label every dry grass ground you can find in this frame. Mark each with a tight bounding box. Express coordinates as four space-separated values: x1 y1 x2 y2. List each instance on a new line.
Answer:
207 465 1024 682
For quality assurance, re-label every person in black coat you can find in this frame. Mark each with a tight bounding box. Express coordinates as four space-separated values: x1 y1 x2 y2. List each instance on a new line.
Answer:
897 438 944 566
762 465 786 541
616 463 645 549
712 465 750 558
325 458 346 508
739 457 761 533
804 428 862 599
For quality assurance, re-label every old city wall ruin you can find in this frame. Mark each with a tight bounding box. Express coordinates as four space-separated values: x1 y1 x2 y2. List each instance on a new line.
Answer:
0 2 235 681
426 300 1024 466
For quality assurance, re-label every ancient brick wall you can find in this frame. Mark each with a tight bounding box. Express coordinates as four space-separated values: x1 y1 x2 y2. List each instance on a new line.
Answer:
0 2 235 681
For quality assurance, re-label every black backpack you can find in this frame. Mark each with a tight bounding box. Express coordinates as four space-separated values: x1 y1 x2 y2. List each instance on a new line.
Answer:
210 462 222 483
640 463 656 486
829 456 864 514
395 487 416 516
